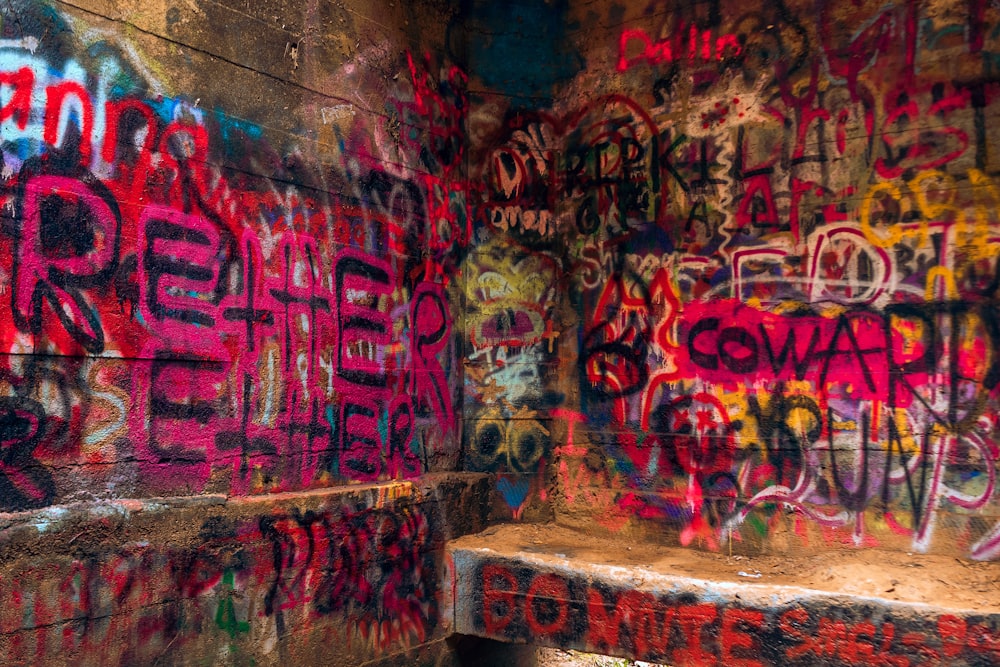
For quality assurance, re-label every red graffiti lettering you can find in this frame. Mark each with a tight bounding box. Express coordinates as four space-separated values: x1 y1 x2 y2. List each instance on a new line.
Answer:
481 565 518 635
524 573 569 637
0 67 33 130
673 604 716 666
720 608 764 667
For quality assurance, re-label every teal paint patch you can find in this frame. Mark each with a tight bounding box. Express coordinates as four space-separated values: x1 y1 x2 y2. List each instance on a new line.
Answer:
461 0 582 108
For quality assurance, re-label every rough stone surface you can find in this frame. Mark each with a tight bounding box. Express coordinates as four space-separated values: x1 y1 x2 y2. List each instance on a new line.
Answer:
464 0 1000 562
0 473 491 665
4 0 1000 664
451 523 1000 666
0 0 472 662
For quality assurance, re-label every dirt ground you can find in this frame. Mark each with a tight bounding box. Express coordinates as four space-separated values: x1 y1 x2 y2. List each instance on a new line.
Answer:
537 648 667 666
457 522 1000 612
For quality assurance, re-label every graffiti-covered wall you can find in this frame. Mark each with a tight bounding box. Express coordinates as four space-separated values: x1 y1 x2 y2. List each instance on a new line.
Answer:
0 0 468 507
0 0 483 663
0 479 493 666
6 0 1000 660
466 0 1000 560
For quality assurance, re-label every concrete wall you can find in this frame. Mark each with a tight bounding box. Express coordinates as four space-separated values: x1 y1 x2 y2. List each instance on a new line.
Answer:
3 0 1000 662
453 538 1000 666
0 475 492 665
464 0 1000 560
0 0 486 663
0 0 467 505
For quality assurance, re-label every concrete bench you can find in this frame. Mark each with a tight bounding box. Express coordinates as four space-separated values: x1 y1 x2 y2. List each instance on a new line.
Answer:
450 523 1000 667
0 473 493 667
3 475 998 667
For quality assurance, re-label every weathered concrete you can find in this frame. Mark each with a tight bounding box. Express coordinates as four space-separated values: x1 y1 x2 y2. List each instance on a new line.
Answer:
463 0 1000 563
5 0 1000 664
0 473 490 666
451 524 1000 666
0 1 473 660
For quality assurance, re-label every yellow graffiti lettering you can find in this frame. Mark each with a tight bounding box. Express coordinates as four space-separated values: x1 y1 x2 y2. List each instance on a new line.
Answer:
965 168 999 258
909 170 958 220
860 182 906 247
925 266 958 300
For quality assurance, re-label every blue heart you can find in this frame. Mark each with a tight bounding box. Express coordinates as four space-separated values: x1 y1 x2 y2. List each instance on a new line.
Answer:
496 476 531 509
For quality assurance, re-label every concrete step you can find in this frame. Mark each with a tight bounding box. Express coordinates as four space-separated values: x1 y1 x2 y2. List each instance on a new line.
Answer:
449 523 1000 667
0 473 493 667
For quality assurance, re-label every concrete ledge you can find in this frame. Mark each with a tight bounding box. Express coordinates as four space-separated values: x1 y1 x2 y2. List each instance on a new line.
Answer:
450 524 1000 667
0 473 492 667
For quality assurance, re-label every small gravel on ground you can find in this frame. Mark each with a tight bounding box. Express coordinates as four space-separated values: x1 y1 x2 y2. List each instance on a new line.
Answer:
536 648 668 666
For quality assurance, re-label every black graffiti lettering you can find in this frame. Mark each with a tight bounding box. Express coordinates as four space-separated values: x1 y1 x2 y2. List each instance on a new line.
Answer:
688 317 720 370
338 399 380 478
748 389 821 487
759 321 820 379
214 372 278 478
718 326 758 373
222 240 275 352
13 170 122 354
270 243 330 371
0 395 55 511
335 255 391 388
818 314 881 393
827 407 871 513
881 417 931 527
148 354 227 463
